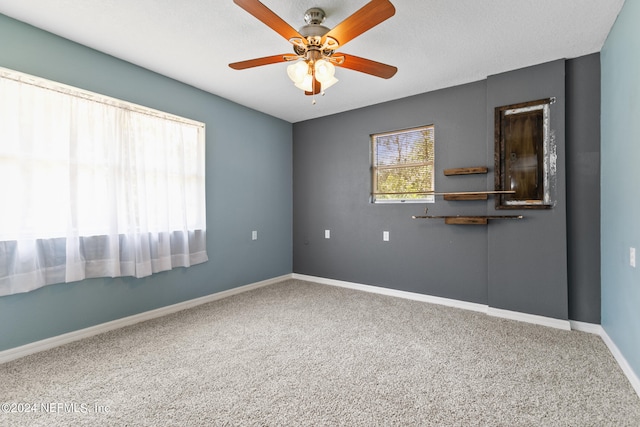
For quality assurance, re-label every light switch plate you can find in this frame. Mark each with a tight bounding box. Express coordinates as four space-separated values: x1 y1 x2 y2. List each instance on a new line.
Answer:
325 230 330 239
252 230 257 241
383 231 389 241
631 247 636 268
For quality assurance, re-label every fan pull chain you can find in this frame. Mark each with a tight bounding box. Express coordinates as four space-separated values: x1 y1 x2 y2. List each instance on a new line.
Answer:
312 68 316 105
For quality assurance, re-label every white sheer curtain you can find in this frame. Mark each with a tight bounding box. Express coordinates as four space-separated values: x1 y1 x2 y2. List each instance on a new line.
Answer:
0 68 207 296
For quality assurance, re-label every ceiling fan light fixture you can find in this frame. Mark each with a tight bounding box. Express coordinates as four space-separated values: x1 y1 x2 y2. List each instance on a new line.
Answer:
287 60 309 84
321 76 338 90
291 60 338 93
230 0 398 99
230 0 398 102
314 59 335 84
294 73 314 92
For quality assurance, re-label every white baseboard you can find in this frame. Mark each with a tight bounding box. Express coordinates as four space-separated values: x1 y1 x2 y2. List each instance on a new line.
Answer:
569 320 604 335
487 307 571 330
599 327 640 397
293 276 638 356
292 273 488 313
569 321 640 398
0 274 290 365
294 274 576 331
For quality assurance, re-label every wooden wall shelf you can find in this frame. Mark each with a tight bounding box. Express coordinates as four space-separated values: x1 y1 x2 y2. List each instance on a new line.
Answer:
443 167 488 176
412 215 524 225
443 193 489 201
442 166 491 200
410 166 523 224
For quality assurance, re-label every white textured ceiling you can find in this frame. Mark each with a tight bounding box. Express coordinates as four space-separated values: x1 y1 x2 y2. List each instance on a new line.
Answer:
0 0 625 123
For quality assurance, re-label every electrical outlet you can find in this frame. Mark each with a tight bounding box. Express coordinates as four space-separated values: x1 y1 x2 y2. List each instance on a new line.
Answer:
631 247 636 268
325 229 330 239
252 230 258 241
383 231 389 242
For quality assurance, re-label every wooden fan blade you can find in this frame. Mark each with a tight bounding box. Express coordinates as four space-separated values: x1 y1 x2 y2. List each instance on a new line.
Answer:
229 54 291 70
304 76 322 95
233 0 303 41
334 53 397 79
324 0 395 47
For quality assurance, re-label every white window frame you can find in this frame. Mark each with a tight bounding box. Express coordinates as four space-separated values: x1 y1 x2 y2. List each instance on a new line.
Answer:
371 125 435 204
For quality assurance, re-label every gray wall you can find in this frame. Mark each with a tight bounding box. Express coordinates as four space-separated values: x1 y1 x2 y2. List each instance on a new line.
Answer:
294 81 490 304
566 54 601 324
294 56 601 322
0 14 293 351
486 60 567 320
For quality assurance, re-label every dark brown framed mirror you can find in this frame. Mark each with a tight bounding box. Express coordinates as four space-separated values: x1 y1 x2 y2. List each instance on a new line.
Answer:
494 98 553 209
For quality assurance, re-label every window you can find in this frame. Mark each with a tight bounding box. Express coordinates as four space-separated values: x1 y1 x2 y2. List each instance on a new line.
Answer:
0 67 207 296
371 125 435 203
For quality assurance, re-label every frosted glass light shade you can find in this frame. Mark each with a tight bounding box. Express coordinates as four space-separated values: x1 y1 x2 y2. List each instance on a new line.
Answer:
314 60 335 84
294 74 314 92
288 59 339 93
321 76 338 90
287 61 309 84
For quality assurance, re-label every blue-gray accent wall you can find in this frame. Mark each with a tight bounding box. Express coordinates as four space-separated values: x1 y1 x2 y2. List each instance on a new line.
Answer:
601 0 640 381
0 14 293 351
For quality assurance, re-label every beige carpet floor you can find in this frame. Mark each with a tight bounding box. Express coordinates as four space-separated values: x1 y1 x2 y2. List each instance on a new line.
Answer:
1 279 639 426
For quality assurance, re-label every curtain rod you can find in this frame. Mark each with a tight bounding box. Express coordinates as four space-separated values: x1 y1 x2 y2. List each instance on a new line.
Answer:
0 66 204 128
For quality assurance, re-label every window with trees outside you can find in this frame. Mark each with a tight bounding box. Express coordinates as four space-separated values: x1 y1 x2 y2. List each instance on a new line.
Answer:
0 67 207 297
371 125 435 203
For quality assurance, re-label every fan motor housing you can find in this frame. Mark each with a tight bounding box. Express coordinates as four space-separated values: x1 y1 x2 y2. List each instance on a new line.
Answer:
299 24 330 38
300 7 330 39
295 8 332 56
304 8 326 25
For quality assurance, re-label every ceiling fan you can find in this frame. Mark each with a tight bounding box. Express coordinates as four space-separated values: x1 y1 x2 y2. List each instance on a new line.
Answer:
229 0 397 100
